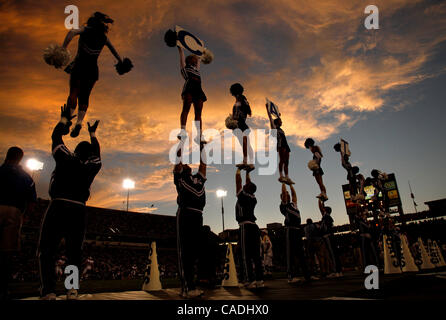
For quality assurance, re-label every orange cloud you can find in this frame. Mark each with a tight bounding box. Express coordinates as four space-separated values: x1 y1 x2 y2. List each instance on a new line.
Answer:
1 0 445 215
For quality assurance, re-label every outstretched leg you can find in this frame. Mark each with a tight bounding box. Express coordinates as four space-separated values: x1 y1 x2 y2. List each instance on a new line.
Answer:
193 100 203 131
283 150 289 178
71 79 96 138
315 174 327 199
279 148 292 184
180 94 193 135
193 99 206 144
235 132 254 168
243 136 248 164
244 134 255 165
67 77 80 116
278 150 284 179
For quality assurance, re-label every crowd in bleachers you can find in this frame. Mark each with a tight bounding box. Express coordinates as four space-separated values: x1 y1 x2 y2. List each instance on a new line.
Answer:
10 197 446 284
22 199 177 243
232 218 446 277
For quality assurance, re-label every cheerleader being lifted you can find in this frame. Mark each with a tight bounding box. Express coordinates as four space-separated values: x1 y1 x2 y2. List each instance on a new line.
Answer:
44 12 133 137
164 27 213 145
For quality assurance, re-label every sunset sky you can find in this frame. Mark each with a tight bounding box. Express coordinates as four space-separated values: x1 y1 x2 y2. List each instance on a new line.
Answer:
1 0 445 233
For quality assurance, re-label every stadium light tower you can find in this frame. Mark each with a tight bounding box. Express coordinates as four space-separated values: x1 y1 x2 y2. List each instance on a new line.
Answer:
123 179 135 212
216 189 227 232
26 158 44 179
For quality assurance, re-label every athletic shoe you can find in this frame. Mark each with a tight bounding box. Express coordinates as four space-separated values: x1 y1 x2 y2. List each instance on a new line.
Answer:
288 277 303 284
278 176 287 183
285 177 295 185
256 280 265 288
177 129 187 140
70 124 82 138
66 289 78 300
40 293 57 300
245 164 255 172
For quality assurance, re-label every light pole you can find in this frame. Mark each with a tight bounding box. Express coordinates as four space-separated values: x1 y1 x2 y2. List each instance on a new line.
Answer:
123 179 135 212
216 189 227 232
26 158 44 180
408 181 418 214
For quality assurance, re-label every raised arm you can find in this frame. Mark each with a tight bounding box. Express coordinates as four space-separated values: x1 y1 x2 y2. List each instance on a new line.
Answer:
106 39 122 63
52 105 75 160
52 105 75 149
281 183 287 201
198 144 206 178
265 104 275 129
173 142 183 173
246 170 252 186
236 168 242 194
318 198 325 215
178 46 186 69
87 120 101 158
290 184 297 205
62 27 83 49
341 153 349 167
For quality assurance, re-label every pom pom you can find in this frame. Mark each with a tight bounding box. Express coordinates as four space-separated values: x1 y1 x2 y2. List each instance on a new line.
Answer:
225 114 238 130
200 48 214 64
115 58 133 75
43 44 71 69
164 29 177 47
308 160 319 171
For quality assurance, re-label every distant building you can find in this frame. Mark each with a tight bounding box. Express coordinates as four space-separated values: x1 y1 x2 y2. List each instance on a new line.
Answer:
267 223 282 231
425 198 446 214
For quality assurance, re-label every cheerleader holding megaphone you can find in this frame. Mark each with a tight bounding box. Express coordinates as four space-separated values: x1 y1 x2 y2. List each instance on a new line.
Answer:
165 27 213 145
44 12 133 137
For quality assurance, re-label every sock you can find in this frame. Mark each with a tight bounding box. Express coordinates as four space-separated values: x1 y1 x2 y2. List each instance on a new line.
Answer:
77 111 86 125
